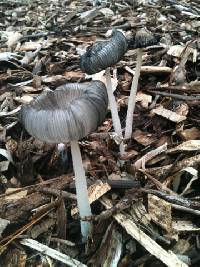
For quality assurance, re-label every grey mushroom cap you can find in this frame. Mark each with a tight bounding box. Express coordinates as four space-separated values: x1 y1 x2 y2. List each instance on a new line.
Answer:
80 29 128 74
20 81 108 143
131 28 160 49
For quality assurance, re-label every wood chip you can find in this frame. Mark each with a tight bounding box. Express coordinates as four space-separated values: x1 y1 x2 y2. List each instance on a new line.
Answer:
101 197 188 267
152 106 186 123
172 220 200 232
132 129 157 146
134 143 167 170
178 127 200 141
5 188 27 201
168 140 200 153
71 180 111 216
20 238 87 267
148 194 172 232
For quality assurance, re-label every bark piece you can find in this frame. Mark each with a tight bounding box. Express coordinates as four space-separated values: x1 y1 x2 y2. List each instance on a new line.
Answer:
90 223 122 267
101 197 188 267
152 106 186 123
71 180 111 216
168 140 200 153
173 220 200 232
148 194 172 232
20 238 87 267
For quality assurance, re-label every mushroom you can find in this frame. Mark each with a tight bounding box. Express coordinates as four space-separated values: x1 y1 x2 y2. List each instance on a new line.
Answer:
125 28 160 139
20 81 108 241
80 29 128 155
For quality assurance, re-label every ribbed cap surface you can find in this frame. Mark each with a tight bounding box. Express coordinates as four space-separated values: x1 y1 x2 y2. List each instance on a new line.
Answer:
133 28 160 48
20 81 108 143
80 29 128 74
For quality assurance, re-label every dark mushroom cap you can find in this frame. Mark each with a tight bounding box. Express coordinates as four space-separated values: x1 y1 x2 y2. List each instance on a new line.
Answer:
128 28 161 49
20 81 108 143
80 29 128 74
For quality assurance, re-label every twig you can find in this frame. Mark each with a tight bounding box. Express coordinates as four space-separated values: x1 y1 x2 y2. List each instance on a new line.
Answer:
172 204 200 216
149 91 200 101
38 187 76 200
82 197 131 222
141 188 200 210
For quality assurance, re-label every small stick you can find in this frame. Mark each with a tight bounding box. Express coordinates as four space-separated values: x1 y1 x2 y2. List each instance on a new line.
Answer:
149 90 200 101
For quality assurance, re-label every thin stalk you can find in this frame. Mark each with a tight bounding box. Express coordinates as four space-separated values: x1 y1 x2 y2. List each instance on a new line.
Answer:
125 48 142 139
105 67 125 156
70 141 92 241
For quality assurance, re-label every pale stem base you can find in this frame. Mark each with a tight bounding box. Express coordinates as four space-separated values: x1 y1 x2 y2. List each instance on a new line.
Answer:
125 48 142 139
105 68 125 156
70 140 92 241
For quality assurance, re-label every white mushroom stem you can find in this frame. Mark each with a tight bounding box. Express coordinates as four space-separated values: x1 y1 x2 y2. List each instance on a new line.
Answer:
125 48 143 140
70 140 92 241
105 67 125 156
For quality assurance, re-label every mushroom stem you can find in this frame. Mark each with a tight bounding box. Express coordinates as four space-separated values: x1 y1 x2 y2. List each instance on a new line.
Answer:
124 48 142 140
105 67 125 156
70 140 92 241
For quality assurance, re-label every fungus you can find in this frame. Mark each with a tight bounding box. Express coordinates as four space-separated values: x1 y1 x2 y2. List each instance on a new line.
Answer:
125 28 160 139
20 81 108 241
80 29 128 155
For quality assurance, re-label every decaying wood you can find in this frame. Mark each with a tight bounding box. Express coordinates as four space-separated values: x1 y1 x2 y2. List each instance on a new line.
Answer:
89 223 122 267
148 194 172 232
0 0 199 265
1 248 27 267
152 106 187 123
0 210 52 251
71 180 111 216
0 175 73 222
0 192 50 222
147 153 200 178
82 197 131 222
20 238 87 267
141 189 200 210
101 197 188 267
134 143 167 170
